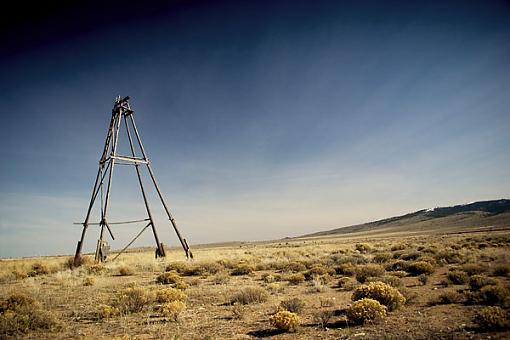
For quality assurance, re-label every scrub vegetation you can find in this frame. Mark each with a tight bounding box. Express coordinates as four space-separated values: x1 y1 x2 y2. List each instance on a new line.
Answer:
1 231 509 338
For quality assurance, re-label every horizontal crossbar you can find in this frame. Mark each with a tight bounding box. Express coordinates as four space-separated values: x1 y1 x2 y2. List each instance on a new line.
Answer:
73 218 150 226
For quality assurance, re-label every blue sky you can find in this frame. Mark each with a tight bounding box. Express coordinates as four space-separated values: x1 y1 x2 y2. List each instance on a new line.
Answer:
1 0 509 257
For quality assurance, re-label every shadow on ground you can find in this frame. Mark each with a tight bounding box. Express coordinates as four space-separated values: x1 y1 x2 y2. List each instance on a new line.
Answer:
247 329 285 337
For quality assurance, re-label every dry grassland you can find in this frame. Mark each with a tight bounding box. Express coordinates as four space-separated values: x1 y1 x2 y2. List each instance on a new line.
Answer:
1 231 510 339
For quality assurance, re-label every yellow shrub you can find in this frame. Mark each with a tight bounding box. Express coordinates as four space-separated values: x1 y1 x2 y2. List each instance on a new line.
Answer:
113 287 149 314
352 281 406 311
87 263 107 275
97 304 120 319
83 276 96 286
155 287 187 303
287 273 305 285
231 264 254 276
159 301 186 321
346 298 387 324
156 271 183 286
11 270 28 280
118 266 134 276
355 243 372 254
0 293 60 335
269 311 299 332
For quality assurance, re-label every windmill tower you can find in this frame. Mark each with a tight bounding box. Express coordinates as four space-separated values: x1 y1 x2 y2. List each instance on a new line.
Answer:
73 96 193 265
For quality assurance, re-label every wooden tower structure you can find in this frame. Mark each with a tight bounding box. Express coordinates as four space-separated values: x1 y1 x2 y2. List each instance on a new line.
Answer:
73 96 193 265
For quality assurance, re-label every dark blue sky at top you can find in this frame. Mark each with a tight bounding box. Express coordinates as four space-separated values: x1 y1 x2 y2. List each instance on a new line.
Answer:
1 0 509 257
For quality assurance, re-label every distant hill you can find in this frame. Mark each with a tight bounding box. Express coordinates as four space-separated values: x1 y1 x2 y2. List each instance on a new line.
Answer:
300 199 510 238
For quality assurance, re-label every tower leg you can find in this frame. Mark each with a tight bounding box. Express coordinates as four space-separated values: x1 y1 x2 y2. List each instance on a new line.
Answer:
123 114 165 256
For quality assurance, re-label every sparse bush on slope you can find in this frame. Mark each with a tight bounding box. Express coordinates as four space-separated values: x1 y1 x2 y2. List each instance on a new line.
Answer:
447 270 469 285
468 275 497 291
474 306 509 330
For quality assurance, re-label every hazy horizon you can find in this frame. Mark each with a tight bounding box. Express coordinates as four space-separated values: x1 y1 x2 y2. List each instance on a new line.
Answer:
1 0 509 258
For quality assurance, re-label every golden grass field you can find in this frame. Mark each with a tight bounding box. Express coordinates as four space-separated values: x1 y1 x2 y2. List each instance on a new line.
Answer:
1 230 510 339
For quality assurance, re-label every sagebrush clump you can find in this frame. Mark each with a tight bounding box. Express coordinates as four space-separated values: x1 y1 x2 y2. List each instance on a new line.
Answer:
279 297 305 314
355 243 372 254
433 291 464 305
477 285 509 306
0 293 60 335
231 264 254 276
461 263 486 276
355 264 385 283
366 275 402 288
287 273 305 285
447 270 469 285
313 309 333 328
335 263 356 276
112 286 150 314
159 301 186 321
156 271 183 286
405 261 434 276
372 252 392 264
346 298 387 324
474 306 508 329
83 276 96 286
352 281 406 311
469 275 497 291
118 265 134 276
230 286 269 305
493 264 510 277
269 311 299 332
304 265 334 281
97 304 120 319
28 262 49 277
155 287 187 303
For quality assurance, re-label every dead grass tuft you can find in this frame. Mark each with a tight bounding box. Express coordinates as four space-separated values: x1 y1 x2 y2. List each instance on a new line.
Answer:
279 297 305 314
313 309 334 328
230 286 269 305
